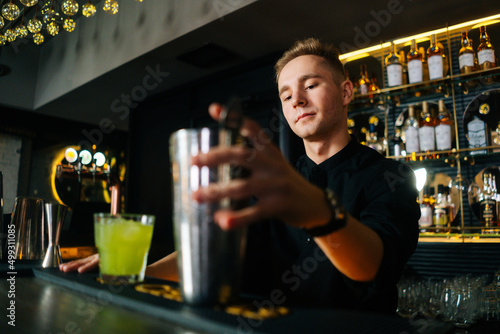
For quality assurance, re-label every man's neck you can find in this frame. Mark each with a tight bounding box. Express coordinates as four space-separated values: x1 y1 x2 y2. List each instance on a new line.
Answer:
303 130 351 165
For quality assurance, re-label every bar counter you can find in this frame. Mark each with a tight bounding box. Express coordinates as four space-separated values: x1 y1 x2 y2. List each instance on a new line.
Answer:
0 264 456 334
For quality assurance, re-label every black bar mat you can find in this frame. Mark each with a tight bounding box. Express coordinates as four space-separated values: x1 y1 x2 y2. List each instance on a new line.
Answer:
33 268 454 334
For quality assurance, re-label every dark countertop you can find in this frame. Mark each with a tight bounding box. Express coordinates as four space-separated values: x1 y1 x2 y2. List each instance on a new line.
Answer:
0 265 456 334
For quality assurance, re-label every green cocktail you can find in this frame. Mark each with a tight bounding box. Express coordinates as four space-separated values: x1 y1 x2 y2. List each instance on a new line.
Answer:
94 213 155 283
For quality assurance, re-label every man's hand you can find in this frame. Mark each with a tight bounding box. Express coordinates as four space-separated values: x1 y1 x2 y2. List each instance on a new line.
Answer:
192 103 331 230
59 253 99 273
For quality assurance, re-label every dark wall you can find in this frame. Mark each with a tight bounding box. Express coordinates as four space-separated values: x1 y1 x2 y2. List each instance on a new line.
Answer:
126 53 300 263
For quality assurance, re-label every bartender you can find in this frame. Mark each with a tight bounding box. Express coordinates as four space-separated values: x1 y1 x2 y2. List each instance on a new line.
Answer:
61 37 420 314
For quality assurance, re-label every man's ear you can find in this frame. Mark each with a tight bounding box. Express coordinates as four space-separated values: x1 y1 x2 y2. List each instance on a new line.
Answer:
341 80 354 106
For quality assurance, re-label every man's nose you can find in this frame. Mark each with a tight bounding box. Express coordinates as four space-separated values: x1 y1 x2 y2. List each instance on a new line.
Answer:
291 92 306 108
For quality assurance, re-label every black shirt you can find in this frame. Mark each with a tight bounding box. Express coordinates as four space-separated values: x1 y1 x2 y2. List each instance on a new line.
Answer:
242 139 420 314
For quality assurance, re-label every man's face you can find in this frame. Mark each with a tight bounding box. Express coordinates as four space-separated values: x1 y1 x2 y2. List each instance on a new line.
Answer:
278 55 349 141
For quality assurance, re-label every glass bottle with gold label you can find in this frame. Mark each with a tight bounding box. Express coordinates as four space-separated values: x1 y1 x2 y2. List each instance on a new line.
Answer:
477 25 496 70
435 100 454 151
427 34 444 80
479 171 498 234
459 30 476 74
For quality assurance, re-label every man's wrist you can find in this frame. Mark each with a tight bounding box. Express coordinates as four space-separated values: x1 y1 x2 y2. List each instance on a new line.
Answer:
303 189 347 237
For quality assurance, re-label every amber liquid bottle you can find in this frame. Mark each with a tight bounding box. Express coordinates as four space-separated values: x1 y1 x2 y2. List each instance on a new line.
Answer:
407 39 424 84
358 64 371 95
459 30 475 74
435 99 455 151
477 25 496 70
427 34 444 80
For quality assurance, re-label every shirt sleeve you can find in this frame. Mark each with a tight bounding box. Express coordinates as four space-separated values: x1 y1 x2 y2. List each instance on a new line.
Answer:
356 161 420 284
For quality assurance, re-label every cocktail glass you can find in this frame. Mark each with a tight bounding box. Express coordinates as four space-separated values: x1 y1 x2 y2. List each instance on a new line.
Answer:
94 213 155 284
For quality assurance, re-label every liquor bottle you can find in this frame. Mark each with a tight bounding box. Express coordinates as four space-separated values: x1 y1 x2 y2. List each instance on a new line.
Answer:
399 50 408 85
477 25 496 70
444 186 457 231
368 72 380 97
366 117 385 154
358 64 371 95
385 41 403 87
467 115 489 155
419 185 433 232
427 34 444 80
392 128 403 160
433 184 449 233
407 39 423 84
419 101 436 154
479 171 498 233
458 30 475 74
419 46 430 82
435 100 454 151
403 104 420 155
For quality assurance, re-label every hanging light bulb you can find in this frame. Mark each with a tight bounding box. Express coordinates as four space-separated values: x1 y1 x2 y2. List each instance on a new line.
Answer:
33 32 44 45
15 25 28 39
27 18 43 33
61 0 79 16
0 16 4 29
82 1 96 17
103 0 119 15
42 7 59 24
63 18 76 32
4 29 16 42
46 21 59 36
2 3 20 21
20 0 38 7
0 34 6 46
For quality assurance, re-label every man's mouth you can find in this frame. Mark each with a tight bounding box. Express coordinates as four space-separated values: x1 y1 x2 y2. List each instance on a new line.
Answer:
296 112 315 123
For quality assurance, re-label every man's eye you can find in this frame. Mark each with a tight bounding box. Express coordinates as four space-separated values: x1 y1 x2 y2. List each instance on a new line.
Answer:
306 84 316 90
283 96 291 101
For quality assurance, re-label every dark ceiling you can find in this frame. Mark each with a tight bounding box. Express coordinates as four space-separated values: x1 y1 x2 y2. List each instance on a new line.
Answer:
1 0 498 131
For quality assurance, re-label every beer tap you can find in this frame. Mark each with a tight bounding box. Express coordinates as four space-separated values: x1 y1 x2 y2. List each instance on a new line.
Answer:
57 147 122 214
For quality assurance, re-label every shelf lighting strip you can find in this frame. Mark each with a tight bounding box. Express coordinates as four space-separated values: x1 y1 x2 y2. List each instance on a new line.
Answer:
339 13 500 63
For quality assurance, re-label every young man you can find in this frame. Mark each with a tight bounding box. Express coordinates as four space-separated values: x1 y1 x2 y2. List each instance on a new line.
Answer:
61 38 419 313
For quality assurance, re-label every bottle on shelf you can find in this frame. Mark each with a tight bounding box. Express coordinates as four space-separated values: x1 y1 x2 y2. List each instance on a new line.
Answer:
346 69 359 95
435 99 454 151
427 34 444 80
419 185 434 232
467 115 489 155
479 171 498 234
477 25 496 70
419 46 430 82
407 39 424 84
365 116 385 154
444 186 457 232
385 41 403 87
399 50 408 85
418 101 436 156
433 184 450 233
358 64 371 95
392 128 403 160
403 104 420 158
458 30 476 74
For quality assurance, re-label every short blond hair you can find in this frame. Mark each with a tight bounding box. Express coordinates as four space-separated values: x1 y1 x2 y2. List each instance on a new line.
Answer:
274 38 345 84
